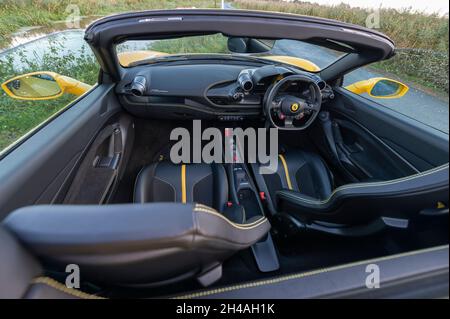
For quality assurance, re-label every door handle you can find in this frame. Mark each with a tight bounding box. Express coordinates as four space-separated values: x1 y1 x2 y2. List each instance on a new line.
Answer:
94 127 122 170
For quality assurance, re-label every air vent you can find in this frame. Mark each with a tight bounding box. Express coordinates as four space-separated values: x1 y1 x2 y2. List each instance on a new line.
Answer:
317 81 326 90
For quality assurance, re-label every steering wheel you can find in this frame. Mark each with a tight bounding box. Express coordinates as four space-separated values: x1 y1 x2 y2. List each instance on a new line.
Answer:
264 74 322 130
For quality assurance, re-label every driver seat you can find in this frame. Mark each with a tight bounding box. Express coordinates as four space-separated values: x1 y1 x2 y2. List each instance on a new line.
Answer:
251 149 333 215
253 149 449 235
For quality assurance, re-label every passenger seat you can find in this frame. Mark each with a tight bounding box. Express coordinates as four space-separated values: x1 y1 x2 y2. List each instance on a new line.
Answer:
134 161 244 222
0 163 270 294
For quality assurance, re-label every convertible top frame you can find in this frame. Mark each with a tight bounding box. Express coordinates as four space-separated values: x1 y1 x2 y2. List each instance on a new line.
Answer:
84 9 395 82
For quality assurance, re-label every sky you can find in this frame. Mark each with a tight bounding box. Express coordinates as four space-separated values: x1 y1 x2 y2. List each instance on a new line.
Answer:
297 0 449 15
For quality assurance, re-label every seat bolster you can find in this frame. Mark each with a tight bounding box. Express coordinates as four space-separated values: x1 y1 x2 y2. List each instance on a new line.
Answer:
212 163 229 211
133 163 159 203
3 203 198 286
277 164 449 224
193 204 270 248
3 203 196 256
285 150 332 199
3 202 268 286
277 190 335 213
0 227 42 299
299 152 333 199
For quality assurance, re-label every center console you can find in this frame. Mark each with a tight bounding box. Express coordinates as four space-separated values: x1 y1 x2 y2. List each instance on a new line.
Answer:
225 128 280 272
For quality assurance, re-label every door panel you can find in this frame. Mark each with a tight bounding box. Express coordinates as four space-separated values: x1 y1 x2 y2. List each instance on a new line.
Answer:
332 118 416 181
323 88 449 178
0 84 121 220
63 114 134 205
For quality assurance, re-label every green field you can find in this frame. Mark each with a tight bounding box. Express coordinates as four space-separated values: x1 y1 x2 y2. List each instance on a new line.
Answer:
0 0 219 47
232 0 448 50
0 0 219 151
0 40 100 151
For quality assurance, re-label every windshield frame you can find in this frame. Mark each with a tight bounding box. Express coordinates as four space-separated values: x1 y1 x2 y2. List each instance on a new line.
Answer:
84 9 395 82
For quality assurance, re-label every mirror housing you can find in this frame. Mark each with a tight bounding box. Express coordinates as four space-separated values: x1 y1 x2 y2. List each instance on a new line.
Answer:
345 77 409 99
1 71 92 100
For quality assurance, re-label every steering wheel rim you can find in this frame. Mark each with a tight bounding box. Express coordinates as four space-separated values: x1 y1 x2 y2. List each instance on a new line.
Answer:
264 74 322 130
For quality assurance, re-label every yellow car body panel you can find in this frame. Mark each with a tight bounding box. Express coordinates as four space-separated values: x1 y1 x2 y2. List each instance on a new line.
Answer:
117 50 169 67
118 50 320 72
259 56 320 72
56 75 93 96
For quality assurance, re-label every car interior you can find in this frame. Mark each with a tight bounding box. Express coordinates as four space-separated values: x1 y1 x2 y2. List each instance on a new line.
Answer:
0 10 448 299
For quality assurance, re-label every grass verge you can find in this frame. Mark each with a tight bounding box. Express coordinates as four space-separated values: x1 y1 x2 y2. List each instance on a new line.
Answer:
0 0 218 151
0 38 99 151
0 0 219 47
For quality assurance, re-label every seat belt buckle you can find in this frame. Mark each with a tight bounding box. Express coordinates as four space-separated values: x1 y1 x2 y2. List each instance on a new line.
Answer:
259 192 266 201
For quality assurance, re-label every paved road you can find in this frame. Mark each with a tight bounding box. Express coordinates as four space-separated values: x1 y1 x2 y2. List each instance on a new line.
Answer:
1 21 448 134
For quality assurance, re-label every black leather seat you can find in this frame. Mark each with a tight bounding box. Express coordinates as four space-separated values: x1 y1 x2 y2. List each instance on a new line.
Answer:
134 162 228 209
134 161 245 222
253 150 449 235
1 161 270 293
3 202 270 291
251 149 333 215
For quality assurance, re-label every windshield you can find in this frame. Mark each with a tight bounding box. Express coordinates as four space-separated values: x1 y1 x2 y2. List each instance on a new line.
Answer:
116 34 347 71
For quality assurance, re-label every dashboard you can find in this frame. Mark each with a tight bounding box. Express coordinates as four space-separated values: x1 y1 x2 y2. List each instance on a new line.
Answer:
115 61 334 122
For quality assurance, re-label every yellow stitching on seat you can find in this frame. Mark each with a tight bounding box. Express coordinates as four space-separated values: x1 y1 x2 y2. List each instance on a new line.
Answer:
194 204 266 227
195 203 218 213
195 208 267 230
437 202 446 209
173 244 449 299
194 204 267 229
181 164 187 203
278 154 293 190
195 204 263 226
31 277 106 299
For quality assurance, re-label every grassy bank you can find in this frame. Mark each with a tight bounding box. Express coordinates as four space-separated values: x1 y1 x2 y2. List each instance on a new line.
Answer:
232 0 449 51
0 0 219 151
0 37 99 151
232 0 449 94
0 0 218 47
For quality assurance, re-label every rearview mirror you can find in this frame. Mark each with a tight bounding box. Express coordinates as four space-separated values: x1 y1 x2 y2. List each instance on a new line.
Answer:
1 71 92 100
227 37 274 54
345 77 409 99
